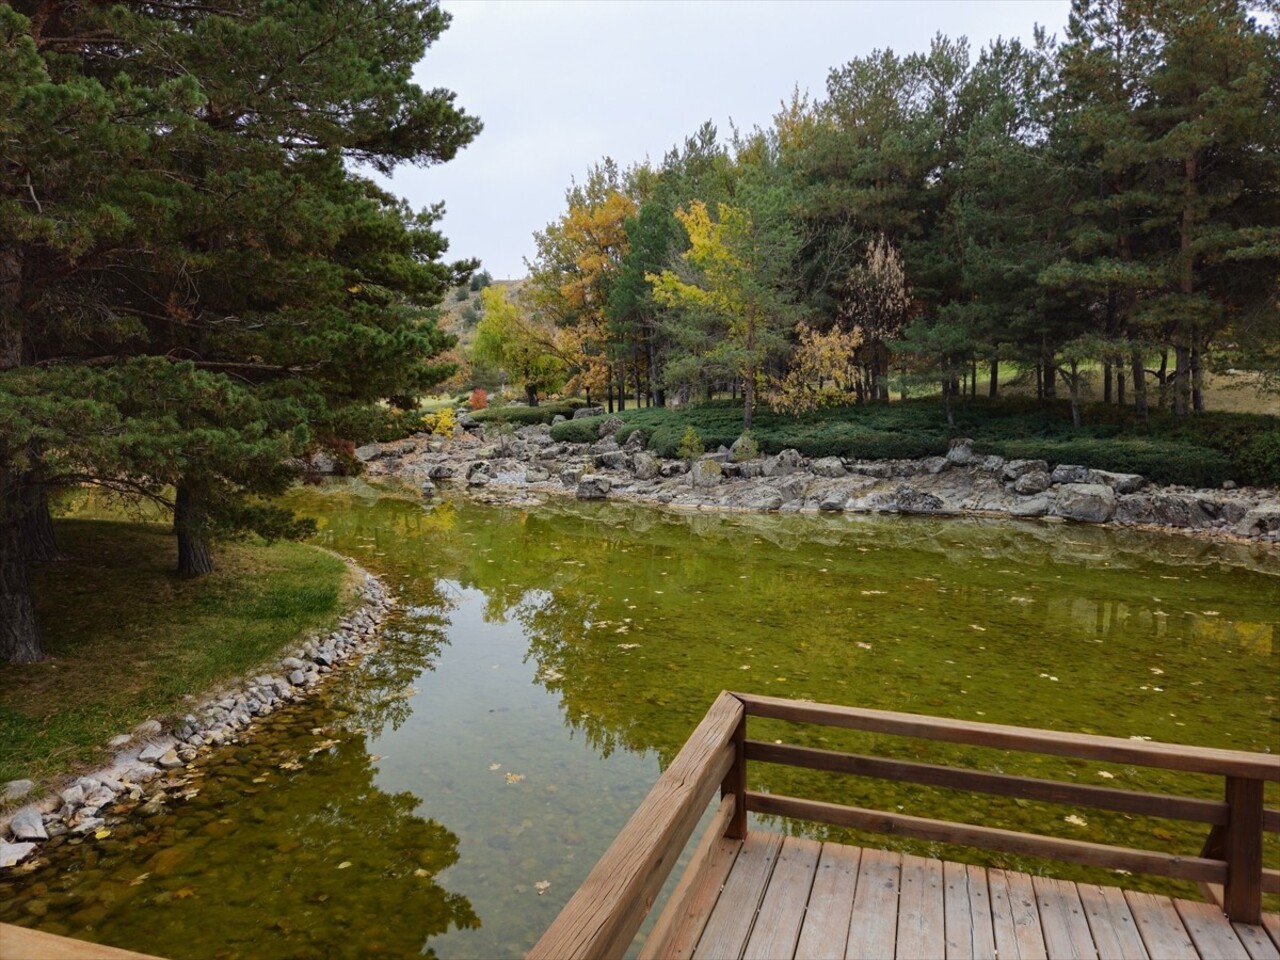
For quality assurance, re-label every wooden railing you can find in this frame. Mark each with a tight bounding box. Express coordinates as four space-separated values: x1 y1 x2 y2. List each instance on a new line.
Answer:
529 692 1280 960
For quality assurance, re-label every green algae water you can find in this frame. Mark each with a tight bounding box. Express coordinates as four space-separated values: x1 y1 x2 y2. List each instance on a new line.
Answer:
4 483 1278 958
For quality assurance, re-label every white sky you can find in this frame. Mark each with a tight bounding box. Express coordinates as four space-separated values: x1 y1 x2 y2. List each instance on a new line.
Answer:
388 0 1071 281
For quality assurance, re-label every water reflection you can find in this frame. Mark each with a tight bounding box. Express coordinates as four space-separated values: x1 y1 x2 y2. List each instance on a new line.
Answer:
5 484 1277 958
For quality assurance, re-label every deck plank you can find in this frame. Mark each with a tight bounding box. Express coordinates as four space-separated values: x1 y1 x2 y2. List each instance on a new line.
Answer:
794 843 860 960
1124 890 1198 960
1077 883 1148 959
644 836 744 960
1264 915 1280 953
1174 899 1250 960
1233 919 1280 960
989 869 1048 960
742 836 822 960
845 847 902 959
693 831 783 960
1033 875 1098 959
942 861 997 959
897 854 947 959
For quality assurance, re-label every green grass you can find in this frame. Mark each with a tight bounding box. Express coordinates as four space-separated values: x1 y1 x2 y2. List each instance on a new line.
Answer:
0 520 355 787
549 397 1280 487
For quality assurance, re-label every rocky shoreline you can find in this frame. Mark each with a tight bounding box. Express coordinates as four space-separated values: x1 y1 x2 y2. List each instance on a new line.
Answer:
0 562 394 870
361 418 1280 544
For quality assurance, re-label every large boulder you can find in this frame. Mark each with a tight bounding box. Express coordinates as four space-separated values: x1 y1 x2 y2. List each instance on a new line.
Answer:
464 461 491 485
1013 471 1052 495
810 456 848 478
896 484 948 514
1088 469 1146 494
690 459 723 488
597 416 625 439
1050 464 1090 485
659 461 688 478
524 466 551 483
1003 459 1049 482
723 484 784 511
946 438 976 466
575 475 612 500
560 464 587 487
1236 505 1280 538
1009 495 1050 518
762 448 806 477
633 452 660 481
595 450 630 471
572 406 605 420
623 430 647 452
427 463 455 481
1051 483 1116 523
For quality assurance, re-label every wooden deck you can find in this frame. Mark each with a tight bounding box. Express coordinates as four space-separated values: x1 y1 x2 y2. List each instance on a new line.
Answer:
653 831 1280 960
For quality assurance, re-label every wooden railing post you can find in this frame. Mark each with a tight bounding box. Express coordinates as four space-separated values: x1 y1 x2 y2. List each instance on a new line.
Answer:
1223 775 1264 924
721 704 747 839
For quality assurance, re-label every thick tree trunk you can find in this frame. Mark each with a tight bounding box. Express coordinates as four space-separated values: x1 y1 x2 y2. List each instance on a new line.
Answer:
1043 363 1056 399
1191 343 1205 413
1173 344 1191 418
1117 370 1126 406
742 364 755 430
616 368 626 412
175 483 214 577
1103 362 1113 405
1067 362 1081 429
20 479 62 562
1130 349 1147 419
0 470 45 663
988 359 999 398
524 382 538 407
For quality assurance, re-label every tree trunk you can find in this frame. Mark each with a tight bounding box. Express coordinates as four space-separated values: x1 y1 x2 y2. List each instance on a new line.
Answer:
1068 362 1081 429
1173 344 1191 417
20 478 63 562
942 380 955 430
1043 363 1056 399
175 483 214 577
1117 369 1126 406
1103 362 1113 405
1191 343 1205 413
1130 348 1148 419
988 359 999 398
0 469 45 663
742 364 755 430
524 382 538 407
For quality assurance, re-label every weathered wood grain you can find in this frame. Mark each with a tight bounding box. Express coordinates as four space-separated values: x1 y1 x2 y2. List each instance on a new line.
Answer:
988 869 1048 960
845 846 901 959
1077 882 1148 959
693 831 783 960
1125 890 1199 960
1032 875 1098 959
742 836 821 960
1175 898 1250 960
794 842 860 960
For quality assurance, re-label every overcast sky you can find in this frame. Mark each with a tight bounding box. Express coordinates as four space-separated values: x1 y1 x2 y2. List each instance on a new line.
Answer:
387 0 1071 281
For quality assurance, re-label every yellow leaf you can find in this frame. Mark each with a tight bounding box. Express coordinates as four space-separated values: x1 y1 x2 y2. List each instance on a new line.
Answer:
505 772 525 784
94 827 112 840
173 886 197 900
337 861 352 869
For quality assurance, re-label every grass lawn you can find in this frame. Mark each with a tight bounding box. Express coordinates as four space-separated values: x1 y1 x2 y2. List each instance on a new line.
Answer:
0 519 355 788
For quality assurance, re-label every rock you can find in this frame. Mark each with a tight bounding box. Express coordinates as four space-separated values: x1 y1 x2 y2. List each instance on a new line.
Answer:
1088 469 1146 494
9 809 47 841
1013 471 1052 495
353 443 382 462
157 750 184 770
659 461 688 478
288 669 307 686
132 719 163 738
596 417 624 438
1050 464 1090 485
595 450 629 471
304 451 336 474
137 743 169 763
1222 479 1238 490
921 456 950 475
464 460 491 482
575 475 612 500
58 783 86 807
818 489 846 512
0 842 36 868
1009 495 1050 518
1236 505 1280 537
280 656 307 671
2 779 34 803
1051 483 1116 523
723 485 784 511
946 438 976 466
762 448 805 477
456 411 479 430
524 466 551 483
773 476 810 503
1002 459 1049 481
622 430 647 452
979 455 1006 473
689 459 723 488
850 461 895 478
559 464 586 487
632 452 660 481
737 461 764 479
106 734 133 748
1217 500 1248 524
572 406 605 420
427 463 455 481
418 479 435 499
728 434 756 463
551 414 567 425
810 456 848 478
895 484 947 514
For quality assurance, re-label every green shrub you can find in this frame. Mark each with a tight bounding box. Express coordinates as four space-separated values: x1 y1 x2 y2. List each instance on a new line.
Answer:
677 425 705 460
473 399 584 426
1230 429 1280 487
987 438 1234 487
731 431 759 462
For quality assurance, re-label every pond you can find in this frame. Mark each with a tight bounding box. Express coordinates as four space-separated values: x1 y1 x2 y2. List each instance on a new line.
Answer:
4 483 1278 958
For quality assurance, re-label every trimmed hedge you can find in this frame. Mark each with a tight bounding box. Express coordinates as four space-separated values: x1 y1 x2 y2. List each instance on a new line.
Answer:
469 399 586 426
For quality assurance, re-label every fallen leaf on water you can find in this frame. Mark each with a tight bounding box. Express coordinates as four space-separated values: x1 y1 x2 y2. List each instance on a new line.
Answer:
489 762 501 771
505 772 525 784
856 642 873 650
1064 814 1088 827
1097 771 1116 779
129 873 151 886
94 827 112 840
252 776 269 784
337 861 352 869
414 868 432 878
860 589 885 596
534 880 551 895
969 624 986 632
173 886 197 900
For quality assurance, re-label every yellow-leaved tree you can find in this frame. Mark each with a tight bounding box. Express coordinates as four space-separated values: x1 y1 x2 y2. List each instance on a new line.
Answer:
648 199 800 429
471 286 565 406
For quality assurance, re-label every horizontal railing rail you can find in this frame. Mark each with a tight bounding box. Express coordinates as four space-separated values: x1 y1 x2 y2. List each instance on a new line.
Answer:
735 692 1280 924
532 692 1280 959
